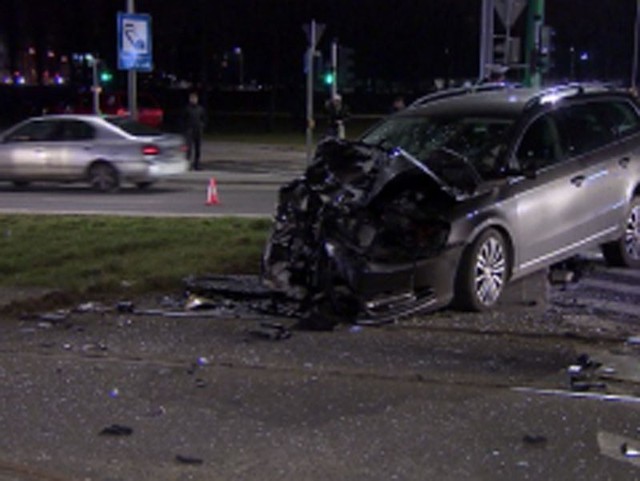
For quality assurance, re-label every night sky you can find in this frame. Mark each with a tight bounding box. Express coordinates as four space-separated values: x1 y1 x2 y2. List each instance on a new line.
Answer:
0 0 637 88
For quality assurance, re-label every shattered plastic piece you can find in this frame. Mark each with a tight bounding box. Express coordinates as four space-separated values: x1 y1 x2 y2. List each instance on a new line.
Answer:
627 336 640 346
185 294 218 311
99 424 133 436
109 388 120 398
175 454 204 465
621 443 640 458
39 312 69 323
248 322 292 341
522 434 548 446
116 301 135 313
197 356 210 366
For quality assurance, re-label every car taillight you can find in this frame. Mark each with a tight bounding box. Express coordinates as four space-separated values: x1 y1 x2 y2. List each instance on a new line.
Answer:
142 144 160 156
179 144 188 153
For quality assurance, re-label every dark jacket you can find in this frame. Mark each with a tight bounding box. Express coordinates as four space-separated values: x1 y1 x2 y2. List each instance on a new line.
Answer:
183 103 207 136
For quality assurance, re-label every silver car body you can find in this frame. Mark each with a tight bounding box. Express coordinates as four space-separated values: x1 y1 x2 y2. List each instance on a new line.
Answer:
0 114 188 189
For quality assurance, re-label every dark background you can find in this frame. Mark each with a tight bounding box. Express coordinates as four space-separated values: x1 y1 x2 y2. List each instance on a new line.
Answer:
0 0 637 130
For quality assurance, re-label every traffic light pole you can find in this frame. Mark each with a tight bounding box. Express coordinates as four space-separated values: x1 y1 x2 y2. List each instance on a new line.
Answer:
524 0 545 87
126 0 138 120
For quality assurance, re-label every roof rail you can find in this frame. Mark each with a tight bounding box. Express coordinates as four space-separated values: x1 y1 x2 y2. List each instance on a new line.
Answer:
408 82 519 109
523 82 614 110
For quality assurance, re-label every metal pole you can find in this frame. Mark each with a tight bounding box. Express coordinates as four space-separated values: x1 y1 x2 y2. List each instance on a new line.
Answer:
632 0 640 91
331 39 338 100
305 20 316 164
91 57 100 114
524 0 544 87
127 0 138 120
479 0 494 82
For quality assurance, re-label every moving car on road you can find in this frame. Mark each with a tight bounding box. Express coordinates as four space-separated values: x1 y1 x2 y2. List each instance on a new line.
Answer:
0 114 188 192
263 84 640 327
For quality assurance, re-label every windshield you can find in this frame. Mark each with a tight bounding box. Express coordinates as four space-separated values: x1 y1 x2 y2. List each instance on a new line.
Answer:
361 115 514 178
106 116 161 136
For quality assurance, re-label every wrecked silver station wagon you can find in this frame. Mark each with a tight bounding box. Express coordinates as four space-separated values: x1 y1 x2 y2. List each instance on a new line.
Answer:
262 84 640 328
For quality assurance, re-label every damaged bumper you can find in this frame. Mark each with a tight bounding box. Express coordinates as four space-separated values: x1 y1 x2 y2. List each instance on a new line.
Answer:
262 138 463 327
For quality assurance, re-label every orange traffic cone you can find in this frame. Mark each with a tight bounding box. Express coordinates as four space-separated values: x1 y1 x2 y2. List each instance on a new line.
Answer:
206 177 220 205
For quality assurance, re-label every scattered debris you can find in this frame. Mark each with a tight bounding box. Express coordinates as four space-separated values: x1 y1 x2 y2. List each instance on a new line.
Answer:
116 301 135 313
99 424 133 436
522 434 548 447
248 322 292 341
621 442 640 458
567 354 606 392
175 454 204 465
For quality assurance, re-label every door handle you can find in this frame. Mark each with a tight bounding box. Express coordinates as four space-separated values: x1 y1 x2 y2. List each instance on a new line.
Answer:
571 175 585 187
619 157 630 169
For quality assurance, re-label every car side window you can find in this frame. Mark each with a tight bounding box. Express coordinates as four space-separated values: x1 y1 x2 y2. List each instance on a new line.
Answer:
515 114 563 170
555 103 615 157
5 120 57 142
56 120 95 141
594 100 640 138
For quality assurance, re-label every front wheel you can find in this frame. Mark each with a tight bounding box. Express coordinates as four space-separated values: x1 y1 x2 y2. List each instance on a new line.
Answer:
601 197 640 268
455 228 509 311
88 162 119 192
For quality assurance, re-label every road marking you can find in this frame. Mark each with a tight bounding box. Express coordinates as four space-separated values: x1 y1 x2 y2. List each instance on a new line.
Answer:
580 278 640 296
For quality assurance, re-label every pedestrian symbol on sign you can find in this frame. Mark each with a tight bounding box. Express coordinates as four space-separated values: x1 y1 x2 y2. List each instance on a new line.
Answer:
123 20 148 54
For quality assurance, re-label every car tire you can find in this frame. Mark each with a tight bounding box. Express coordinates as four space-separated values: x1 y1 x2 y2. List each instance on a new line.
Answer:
136 182 154 190
12 181 30 189
455 228 509 311
601 197 640 269
88 162 119 192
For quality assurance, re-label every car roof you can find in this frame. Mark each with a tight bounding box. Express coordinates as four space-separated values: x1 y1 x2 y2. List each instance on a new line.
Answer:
404 83 629 119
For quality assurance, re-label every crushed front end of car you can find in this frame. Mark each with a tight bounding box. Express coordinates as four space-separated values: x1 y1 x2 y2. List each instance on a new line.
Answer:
262 138 464 329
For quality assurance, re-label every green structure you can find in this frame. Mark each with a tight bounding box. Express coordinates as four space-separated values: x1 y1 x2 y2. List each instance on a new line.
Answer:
524 0 545 87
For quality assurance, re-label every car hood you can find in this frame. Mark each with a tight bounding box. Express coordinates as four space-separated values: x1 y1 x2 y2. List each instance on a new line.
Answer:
307 138 481 203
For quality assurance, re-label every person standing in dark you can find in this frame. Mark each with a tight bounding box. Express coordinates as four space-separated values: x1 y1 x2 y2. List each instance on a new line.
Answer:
183 92 207 170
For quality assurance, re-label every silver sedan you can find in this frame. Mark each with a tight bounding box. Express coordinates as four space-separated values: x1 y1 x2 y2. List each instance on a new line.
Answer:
0 115 189 191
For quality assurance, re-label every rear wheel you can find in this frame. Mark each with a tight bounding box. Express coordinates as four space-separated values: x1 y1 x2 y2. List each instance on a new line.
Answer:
601 197 640 268
456 228 509 311
136 182 154 190
12 180 30 189
88 162 119 192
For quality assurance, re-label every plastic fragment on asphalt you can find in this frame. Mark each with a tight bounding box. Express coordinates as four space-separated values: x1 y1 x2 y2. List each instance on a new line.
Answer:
99 424 133 436
627 336 640 345
175 454 204 465
598 431 640 467
116 300 135 313
248 322 292 341
185 294 218 311
522 434 548 446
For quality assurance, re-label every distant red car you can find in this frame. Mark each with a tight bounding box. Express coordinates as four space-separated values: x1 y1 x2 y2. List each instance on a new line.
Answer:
69 91 164 128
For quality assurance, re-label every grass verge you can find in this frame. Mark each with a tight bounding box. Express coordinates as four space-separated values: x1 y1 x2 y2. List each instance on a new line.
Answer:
0 214 272 306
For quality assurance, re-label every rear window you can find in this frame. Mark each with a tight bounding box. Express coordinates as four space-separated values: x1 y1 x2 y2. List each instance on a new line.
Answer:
106 117 160 136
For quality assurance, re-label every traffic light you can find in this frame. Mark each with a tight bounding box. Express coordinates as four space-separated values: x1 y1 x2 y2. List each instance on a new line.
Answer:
323 71 334 86
100 69 113 83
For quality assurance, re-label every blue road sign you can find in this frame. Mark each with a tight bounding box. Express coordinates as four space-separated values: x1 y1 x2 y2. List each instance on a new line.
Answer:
117 12 153 71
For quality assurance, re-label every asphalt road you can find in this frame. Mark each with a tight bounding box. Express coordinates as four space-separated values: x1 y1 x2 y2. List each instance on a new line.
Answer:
0 181 281 218
0 298 639 481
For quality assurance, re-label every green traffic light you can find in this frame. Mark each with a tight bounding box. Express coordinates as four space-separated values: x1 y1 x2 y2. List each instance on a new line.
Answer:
324 72 334 85
100 71 113 83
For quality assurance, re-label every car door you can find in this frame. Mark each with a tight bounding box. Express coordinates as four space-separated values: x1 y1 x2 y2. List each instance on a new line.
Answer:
552 100 633 244
0 119 58 179
49 119 97 179
504 110 598 274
